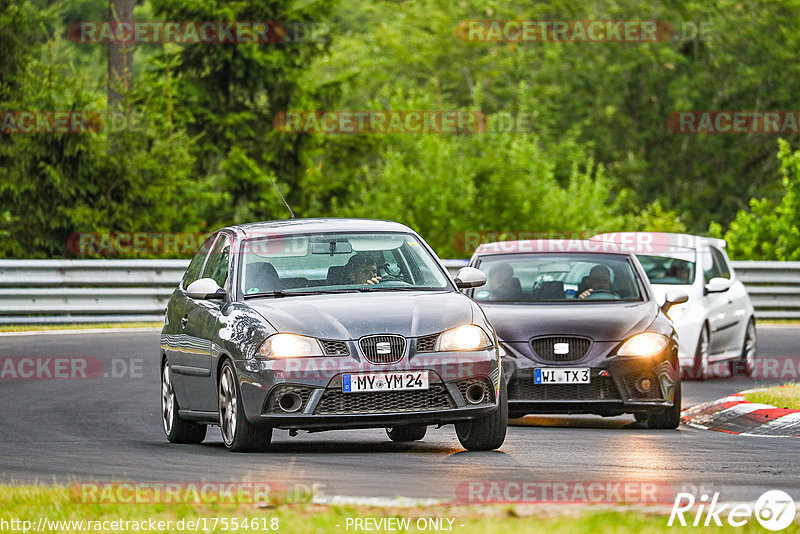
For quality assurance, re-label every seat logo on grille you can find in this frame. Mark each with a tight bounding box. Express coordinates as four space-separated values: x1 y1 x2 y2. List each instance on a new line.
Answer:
375 342 392 355
553 342 570 355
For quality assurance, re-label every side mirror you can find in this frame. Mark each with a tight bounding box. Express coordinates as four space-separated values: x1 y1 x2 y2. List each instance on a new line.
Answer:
660 289 689 313
704 277 731 295
186 278 226 300
454 267 487 289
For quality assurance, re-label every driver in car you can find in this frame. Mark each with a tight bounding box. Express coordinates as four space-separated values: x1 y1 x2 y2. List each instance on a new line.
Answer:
346 253 382 285
578 264 613 299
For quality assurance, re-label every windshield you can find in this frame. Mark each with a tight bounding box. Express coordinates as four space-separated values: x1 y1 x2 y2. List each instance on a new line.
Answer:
637 250 696 286
238 232 450 295
474 254 643 303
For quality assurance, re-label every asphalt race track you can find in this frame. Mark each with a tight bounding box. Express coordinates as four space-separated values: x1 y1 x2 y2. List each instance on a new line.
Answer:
0 325 798 503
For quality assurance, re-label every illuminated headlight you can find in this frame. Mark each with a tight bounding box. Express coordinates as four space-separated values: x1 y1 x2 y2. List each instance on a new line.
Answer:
436 325 493 352
617 333 669 357
258 333 324 359
667 303 686 321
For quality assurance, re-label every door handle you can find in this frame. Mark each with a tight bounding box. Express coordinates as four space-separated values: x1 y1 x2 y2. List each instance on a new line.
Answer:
181 316 188 328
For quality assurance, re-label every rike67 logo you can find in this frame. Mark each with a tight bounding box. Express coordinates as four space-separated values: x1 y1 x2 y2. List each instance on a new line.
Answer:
669 490 797 530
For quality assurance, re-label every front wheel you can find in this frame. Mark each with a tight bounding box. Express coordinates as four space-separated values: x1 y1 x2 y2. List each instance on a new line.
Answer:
730 319 756 377
646 380 682 429
386 425 427 442
161 361 207 444
455 376 507 451
219 360 272 452
690 325 710 380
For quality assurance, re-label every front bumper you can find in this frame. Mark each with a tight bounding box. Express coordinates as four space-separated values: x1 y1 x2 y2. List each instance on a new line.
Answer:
503 346 679 417
234 348 502 429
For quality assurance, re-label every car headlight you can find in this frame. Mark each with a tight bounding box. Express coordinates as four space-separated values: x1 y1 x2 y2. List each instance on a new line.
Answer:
667 303 685 321
258 333 324 358
617 333 669 357
436 325 493 352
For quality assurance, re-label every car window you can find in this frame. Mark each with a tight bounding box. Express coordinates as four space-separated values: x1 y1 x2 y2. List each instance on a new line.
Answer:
473 253 643 303
202 234 231 288
709 247 731 280
182 234 217 289
700 249 723 283
637 253 696 285
239 232 450 295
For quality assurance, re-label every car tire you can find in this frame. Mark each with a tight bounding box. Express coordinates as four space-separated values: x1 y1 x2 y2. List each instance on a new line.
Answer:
161 360 207 444
729 319 756 377
386 425 427 442
690 325 710 381
646 380 682 430
455 375 508 451
219 359 272 452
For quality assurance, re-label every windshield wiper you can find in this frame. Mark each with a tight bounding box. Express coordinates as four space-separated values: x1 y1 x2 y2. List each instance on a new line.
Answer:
244 289 360 299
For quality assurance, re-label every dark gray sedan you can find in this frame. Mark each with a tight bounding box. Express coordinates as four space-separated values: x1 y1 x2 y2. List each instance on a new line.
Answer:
160 219 506 451
467 240 687 429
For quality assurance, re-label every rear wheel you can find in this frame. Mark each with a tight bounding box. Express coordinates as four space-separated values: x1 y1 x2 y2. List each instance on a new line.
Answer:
729 319 756 377
161 361 207 444
646 380 682 429
386 425 427 442
455 376 508 451
219 360 272 452
690 325 710 380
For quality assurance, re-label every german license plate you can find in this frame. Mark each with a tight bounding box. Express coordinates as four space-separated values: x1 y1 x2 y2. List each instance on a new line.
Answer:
534 368 590 384
343 371 429 393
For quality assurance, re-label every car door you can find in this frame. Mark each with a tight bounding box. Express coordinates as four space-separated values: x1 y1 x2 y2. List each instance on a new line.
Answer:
182 232 234 411
702 246 738 356
714 246 749 352
166 233 216 410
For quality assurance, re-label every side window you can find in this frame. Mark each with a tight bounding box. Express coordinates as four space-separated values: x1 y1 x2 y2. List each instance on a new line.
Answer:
710 247 731 279
202 234 231 288
182 234 217 289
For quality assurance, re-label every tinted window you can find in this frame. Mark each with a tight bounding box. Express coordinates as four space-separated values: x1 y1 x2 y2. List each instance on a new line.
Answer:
182 234 216 288
202 234 231 288
474 254 642 303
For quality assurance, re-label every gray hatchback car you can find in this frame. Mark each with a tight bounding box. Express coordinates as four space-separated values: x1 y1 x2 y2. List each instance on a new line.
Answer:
160 219 506 452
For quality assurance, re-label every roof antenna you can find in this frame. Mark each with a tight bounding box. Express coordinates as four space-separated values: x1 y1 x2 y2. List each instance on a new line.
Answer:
271 179 295 219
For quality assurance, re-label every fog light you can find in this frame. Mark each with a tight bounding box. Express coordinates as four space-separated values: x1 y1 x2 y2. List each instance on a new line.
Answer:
636 377 653 393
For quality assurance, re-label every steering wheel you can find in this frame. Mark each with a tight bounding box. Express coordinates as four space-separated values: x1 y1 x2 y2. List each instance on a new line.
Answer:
583 289 621 300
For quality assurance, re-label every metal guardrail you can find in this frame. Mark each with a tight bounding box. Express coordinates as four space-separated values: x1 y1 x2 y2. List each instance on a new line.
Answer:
0 259 797 323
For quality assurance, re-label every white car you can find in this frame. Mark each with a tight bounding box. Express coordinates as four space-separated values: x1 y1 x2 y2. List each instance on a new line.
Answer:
592 233 756 379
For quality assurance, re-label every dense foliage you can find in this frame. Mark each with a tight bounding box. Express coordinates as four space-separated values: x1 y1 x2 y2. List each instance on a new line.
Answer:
1 0 798 258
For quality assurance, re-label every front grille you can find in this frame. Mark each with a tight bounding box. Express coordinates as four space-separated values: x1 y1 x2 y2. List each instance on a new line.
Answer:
456 377 495 405
530 336 591 362
508 372 620 401
321 340 349 356
416 334 439 353
314 384 455 414
359 335 406 364
622 372 662 400
263 384 315 413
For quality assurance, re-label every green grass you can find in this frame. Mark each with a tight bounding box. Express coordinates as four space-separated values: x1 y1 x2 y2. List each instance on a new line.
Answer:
0 322 162 333
744 383 800 410
0 485 796 533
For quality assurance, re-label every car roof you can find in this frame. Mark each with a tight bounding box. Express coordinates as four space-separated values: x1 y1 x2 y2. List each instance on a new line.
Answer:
474 239 636 256
591 232 726 251
226 218 416 238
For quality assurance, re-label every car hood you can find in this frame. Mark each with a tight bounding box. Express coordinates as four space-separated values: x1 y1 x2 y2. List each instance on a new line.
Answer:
246 291 474 339
480 301 658 343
